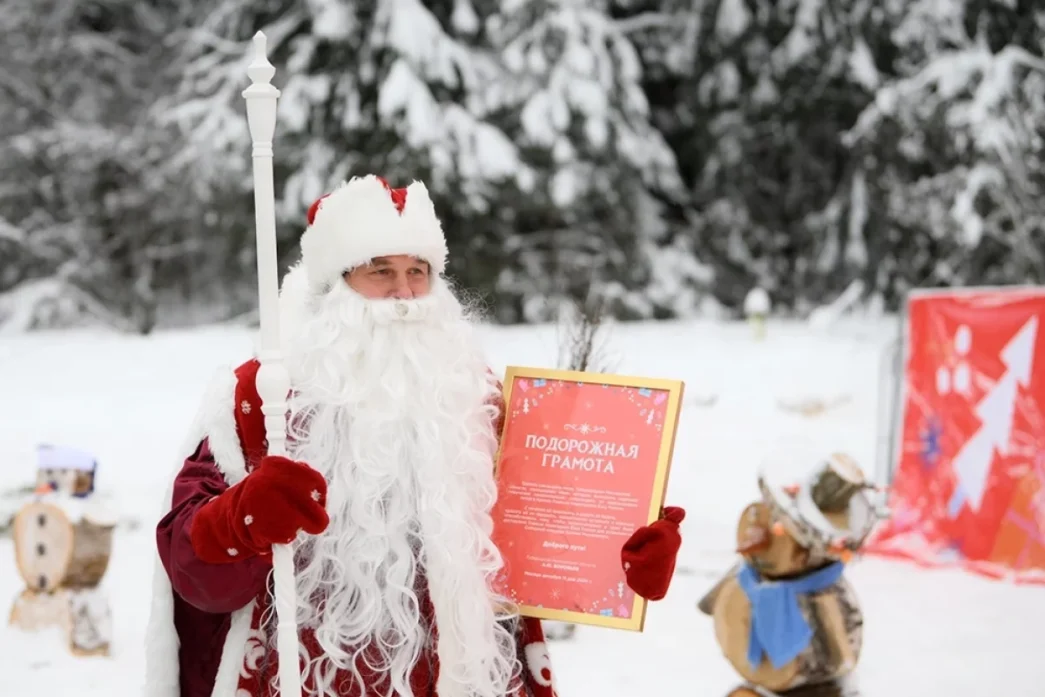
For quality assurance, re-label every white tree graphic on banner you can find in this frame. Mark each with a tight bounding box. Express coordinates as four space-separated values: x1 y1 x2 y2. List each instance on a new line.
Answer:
949 316 1039 517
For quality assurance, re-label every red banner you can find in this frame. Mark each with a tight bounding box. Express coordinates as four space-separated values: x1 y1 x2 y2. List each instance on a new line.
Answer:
866 288 1045 585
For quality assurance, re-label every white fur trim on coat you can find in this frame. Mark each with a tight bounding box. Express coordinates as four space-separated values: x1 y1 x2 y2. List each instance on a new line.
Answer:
143 365 254 697
210 601 257 697
299 175 448 288
199 367 248 485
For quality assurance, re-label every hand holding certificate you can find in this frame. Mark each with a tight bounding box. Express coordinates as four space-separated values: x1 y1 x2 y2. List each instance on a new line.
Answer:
490 366 685 631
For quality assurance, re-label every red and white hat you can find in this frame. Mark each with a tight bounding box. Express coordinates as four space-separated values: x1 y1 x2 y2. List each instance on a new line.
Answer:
299 174 448 289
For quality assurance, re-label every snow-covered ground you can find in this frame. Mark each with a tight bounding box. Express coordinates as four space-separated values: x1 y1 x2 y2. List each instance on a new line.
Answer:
2 317 1043 696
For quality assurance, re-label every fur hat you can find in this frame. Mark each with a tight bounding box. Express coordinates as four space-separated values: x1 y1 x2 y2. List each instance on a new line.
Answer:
299 175 448 289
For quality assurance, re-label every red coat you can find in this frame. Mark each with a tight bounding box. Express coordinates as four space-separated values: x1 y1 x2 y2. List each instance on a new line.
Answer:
144 361 559 697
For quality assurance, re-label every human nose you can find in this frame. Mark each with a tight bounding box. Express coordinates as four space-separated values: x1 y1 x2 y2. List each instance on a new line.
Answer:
388 277 414 299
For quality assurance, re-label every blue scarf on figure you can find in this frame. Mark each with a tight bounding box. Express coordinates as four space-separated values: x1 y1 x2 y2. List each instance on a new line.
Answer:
737 561 845 670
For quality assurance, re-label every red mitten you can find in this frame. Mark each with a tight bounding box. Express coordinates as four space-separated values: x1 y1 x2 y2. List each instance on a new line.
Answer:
621 506 685 601
191 455 329 564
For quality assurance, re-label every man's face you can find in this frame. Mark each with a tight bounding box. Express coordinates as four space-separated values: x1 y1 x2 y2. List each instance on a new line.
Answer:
344 254 431 300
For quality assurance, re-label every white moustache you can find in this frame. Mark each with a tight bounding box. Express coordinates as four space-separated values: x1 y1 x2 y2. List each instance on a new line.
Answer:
366 294 439 325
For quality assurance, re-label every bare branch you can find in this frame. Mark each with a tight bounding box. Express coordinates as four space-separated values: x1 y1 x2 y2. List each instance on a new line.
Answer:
556 279 615 374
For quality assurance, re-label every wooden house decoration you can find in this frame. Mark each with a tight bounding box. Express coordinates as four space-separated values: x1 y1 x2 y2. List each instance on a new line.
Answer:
7 453 116 657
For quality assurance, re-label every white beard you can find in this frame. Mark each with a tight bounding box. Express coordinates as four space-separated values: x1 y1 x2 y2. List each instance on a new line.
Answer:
276 266 519 697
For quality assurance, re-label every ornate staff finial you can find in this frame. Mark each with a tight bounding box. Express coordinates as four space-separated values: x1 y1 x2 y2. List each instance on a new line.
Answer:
242 30 300 697
247 32 276 85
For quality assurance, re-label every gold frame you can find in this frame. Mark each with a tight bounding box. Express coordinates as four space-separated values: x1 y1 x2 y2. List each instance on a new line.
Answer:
493 365 685 632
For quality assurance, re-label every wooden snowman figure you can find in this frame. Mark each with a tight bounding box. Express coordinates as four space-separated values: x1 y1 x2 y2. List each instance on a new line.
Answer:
7 446 117 657
698 453 888 697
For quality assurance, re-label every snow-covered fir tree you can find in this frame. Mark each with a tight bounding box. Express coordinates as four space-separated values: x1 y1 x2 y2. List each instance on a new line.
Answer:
3 0 1044 331
164 0 530 308
846 0 1045 302
628 0 892 314
0 0 212 332
164 0 696 322
488 0 693 321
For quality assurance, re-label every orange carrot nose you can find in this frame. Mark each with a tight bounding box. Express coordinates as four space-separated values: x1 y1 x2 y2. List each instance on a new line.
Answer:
33 483 53 495
827 539 854 563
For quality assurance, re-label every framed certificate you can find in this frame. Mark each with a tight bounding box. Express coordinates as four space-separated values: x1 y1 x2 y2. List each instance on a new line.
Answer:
490 366 685 631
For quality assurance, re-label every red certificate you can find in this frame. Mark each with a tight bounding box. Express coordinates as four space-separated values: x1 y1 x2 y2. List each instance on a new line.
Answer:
490 367 684 631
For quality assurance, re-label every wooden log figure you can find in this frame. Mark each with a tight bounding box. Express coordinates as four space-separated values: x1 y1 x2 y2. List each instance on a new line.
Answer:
12 499 114 592
8 587 112 657
700 533 864 691
8 588 71 632
7 492 116 657
67 588 113 656
735 501 811 578
699 455 886 694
